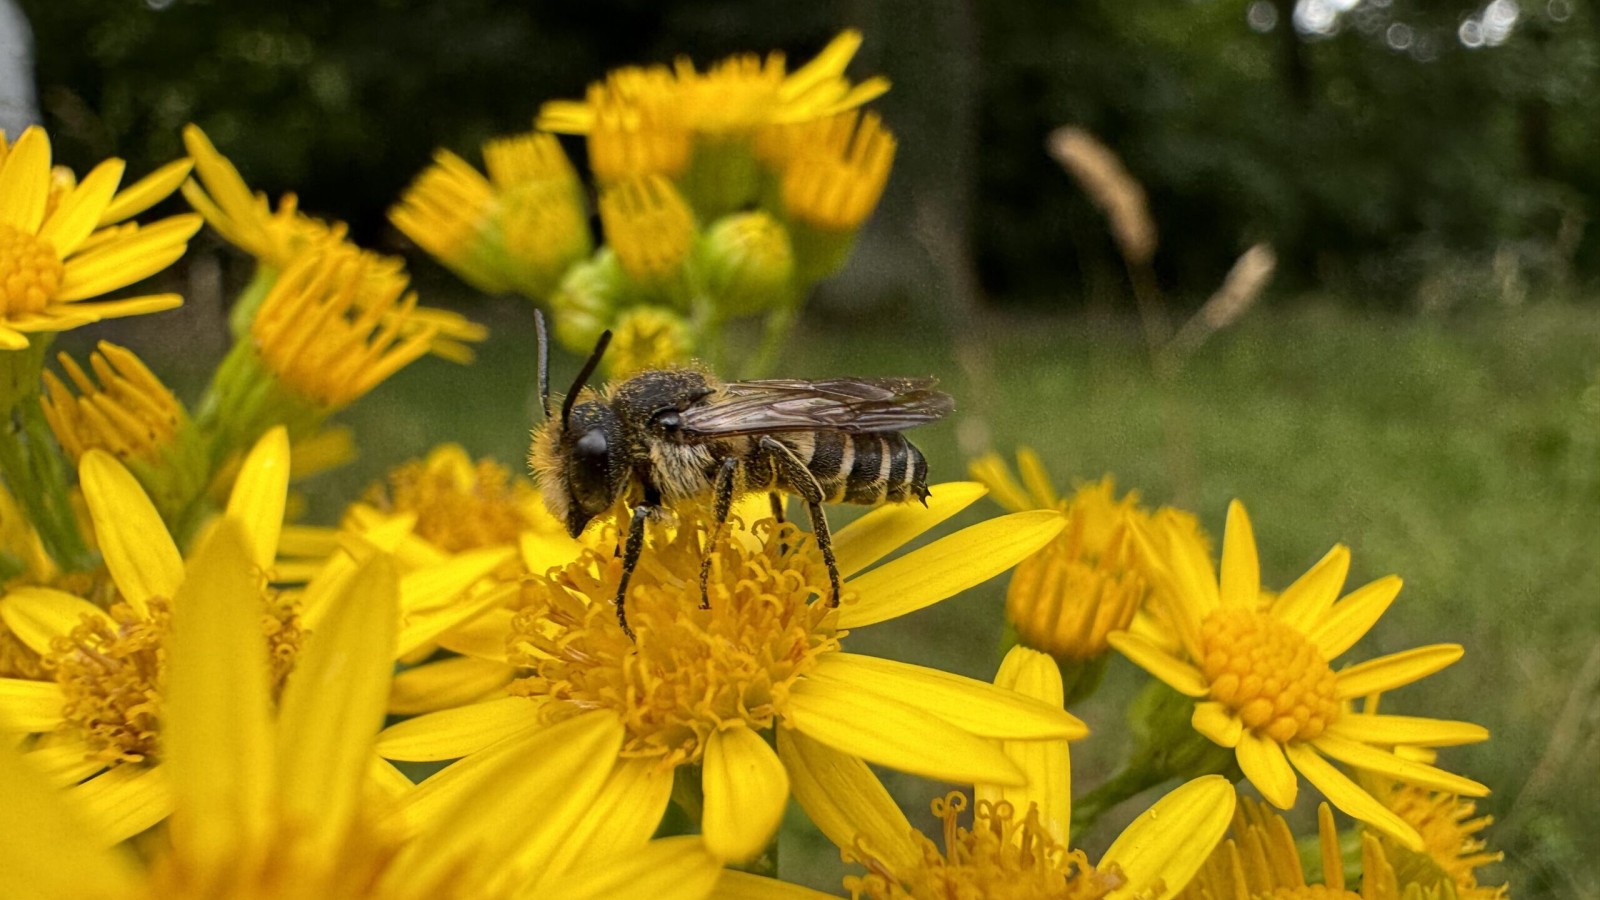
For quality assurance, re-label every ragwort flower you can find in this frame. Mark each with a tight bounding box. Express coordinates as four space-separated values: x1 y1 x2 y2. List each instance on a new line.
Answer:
718 646 1235 900
0 520 724 900
1109 500 1490 850
0 127 198 349
377 485 1083 863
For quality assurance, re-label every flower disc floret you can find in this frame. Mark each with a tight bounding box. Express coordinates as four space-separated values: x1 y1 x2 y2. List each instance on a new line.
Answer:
0 225 64 316
1198 607 1341 743
508 515 840 766
49 598 170 765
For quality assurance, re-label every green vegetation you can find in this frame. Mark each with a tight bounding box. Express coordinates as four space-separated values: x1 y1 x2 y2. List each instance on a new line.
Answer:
273 299 1597 898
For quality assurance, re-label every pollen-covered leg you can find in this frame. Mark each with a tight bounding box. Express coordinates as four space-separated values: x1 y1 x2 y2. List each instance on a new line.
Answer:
616 503 652 639
699 457 739 610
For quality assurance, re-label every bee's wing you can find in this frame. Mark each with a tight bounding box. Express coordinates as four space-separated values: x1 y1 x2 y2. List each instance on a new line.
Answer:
676 377 954 437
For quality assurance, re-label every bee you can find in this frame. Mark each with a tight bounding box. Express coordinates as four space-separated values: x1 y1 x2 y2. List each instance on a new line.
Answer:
528 312 953 639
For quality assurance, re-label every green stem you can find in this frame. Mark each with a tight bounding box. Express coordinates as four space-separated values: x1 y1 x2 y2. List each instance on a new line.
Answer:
739 301 798 380
0 402 93 573
1070 755 1169 835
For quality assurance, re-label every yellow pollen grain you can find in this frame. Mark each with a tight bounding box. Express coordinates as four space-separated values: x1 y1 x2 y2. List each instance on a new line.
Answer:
844 792 1125 900
507 515 839 766
0 224 64 317
1198 608 1341 743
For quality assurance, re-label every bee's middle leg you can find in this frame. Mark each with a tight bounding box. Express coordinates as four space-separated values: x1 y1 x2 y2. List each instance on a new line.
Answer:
699 457 739 610
759 437 842 606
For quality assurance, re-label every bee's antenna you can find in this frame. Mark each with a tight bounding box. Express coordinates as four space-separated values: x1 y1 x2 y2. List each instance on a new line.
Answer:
561 329 612 425
534 310 551 420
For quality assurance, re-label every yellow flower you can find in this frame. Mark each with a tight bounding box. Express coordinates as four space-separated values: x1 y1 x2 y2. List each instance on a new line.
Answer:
1370 781 1508 900
718 646 1235 900
0 428 296 843
538 30 889 185
182 124 485 362
970 449 1205 663
1178 795 1437 900
0 127 199 349
768 109 896 233
597 173 698 291
0 519 725 900
377 485 1082 863
606 306 692 378
389 131 590 298
1108 500 1491 850
251 243 436 412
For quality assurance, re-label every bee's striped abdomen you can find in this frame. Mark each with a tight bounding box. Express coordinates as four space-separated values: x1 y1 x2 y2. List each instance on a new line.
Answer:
775 431 929 506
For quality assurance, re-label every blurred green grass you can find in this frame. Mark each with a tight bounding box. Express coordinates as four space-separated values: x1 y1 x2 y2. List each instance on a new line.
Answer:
303 299 1598 898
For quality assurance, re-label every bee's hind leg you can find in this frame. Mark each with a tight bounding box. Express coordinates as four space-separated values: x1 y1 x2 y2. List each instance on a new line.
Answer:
759 437 842 607
699 457 739 611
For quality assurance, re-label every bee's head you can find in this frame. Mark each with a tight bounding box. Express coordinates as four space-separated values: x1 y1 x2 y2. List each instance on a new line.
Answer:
531 397 629 538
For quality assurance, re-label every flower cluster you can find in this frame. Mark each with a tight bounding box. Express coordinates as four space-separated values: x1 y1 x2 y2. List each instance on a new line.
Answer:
393 31 896 378
0 30 1508 900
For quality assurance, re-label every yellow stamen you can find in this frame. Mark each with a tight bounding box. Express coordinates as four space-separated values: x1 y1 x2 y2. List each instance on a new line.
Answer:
508 515 839 767
41 342 185 465
0 224 64 317
364 447 540 553
252 245 436 411
1198 608 1341 743
845 792 1125 900
1376 783 1507 900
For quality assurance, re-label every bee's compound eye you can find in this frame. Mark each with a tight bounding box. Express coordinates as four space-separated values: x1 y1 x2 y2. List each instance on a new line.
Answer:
576 429 608 458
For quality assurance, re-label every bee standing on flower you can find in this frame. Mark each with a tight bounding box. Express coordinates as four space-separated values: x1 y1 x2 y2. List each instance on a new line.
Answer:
529 313 952 637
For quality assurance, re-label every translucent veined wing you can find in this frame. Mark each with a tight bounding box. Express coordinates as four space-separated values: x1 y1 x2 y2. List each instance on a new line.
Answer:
676 377 953 438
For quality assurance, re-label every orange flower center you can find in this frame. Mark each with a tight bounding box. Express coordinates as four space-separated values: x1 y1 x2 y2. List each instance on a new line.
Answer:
0 224 64 317
844 792 1126 900
507 514 840 767
1198 608 1340 743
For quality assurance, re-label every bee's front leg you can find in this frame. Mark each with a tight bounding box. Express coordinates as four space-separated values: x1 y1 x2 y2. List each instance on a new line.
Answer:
699 457 739 610
615 502 653 640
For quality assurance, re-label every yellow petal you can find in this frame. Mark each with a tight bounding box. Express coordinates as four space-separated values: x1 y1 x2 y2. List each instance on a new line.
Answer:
432 607 515 663
1326 714 1488 748
38 158 124 258
967 452 1033 513
1192 701 1243 748
840 509 1065 628
1015 448 1059 509
1310 732 1488 797
0 678 66 731
831 481 987 577
163 521 273 864
520 530 584 576
785 678 1025 786
55 214 202 301
275 554 399 856
398 580 518 658
27 739 107 787
54 293 182 320
224 426 290 571
540 836 723 900
0 126 50 233
375 695 541 762
0 327 28 349
531 758 674 889
1218 500 1259 609
1106 631 1210 697
0 740 139 899
701 726 789 862
810 652 1087 741
977 646 1071 843
1 587 114 655
1284 742 1423 851
390 656 514 715
776 728 918 876
1335 644 1463 699
79 450 182 616
1235 731 1297 808
70 763 173 845
99 158 194 225
400 546 516 616
1308 575 1402 660
1166 516 1220 619
711 871 839 900
1271 544 1349 632
389 711 623 893
1102 775 1236 900
1127 521 1203 660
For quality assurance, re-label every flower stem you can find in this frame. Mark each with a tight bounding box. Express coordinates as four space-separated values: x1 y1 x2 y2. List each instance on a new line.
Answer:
0 337 93 572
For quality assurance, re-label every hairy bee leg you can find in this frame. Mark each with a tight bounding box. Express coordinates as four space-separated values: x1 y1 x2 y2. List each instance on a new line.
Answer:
699 457 739 611
615 504 652 640
770 492 788 555
759 437 842 607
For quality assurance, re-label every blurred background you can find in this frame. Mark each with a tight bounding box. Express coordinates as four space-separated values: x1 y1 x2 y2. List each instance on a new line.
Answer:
9 1 1598 897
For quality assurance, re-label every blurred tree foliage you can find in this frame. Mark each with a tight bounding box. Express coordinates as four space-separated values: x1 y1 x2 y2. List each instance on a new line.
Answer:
19 0 1600 308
